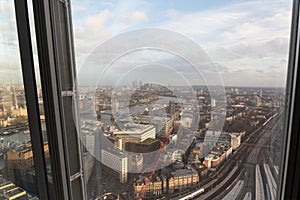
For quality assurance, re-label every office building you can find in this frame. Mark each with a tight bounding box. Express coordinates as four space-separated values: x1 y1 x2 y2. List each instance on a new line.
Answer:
101 149 128 183
113 123 155 150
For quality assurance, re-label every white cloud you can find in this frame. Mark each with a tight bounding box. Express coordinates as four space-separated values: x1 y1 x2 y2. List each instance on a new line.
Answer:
157 1 292 87
116 11 148 26
73 7 149 54
102 2 114 8
221 10 291 44
84 10 110 38
130 11 148 22
164 9 181 20
71 0 292 87
72 5 86 12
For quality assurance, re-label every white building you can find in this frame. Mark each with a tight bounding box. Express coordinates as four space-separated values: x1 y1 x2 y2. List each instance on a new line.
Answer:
230 132 241 150
101 149 128 183
113 123 156 150
255 95 261 107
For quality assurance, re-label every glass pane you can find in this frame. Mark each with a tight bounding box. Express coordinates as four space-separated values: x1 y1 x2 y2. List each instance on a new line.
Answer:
0 0 43 198
70 0 292 199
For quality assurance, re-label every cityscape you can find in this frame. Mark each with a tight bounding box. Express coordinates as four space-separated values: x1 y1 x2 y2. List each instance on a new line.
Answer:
0 0 292 199
0 81 285 199
77 82 284 199
0 83 47 199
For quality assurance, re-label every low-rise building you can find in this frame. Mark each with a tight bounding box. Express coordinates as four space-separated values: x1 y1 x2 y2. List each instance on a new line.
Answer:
134 174 164 198
168 168 199 192
3 142 49 193
0 176 35 199
203 144 230 170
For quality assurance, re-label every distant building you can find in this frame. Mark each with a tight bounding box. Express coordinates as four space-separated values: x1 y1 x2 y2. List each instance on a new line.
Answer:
230 132 241 150
168 101 179 115
0 181 28 199
10 108 27 118
113 123 156 150
125 138 160 153
192 163 208 179
160 150 184 164
95 192 118 200
134 174 164 198
203 153 224 170
203 143 231 170
3 143 49 194
133 115 151 124
254 95 261 107
211 98 216 108
168 168 199 192
152 117 173 137
205 131 222 144
101 149 128 183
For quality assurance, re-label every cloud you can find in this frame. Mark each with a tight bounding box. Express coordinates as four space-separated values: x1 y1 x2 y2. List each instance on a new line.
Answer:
72 5 86 12
164 9 181 20
0 1 13 11
159 8 249 42
221 10 291 44
227 37 290 58
84 10 110 38
67 0 293 87
102 2 114 7
130 11 148 22
116 11 148 26
72 0 151 55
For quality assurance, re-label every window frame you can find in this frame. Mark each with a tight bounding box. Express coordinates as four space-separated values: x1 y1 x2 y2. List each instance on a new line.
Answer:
281 0 300 199
14 0 50 199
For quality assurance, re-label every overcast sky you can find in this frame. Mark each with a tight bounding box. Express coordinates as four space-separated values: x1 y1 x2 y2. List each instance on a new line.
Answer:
0 0 293 87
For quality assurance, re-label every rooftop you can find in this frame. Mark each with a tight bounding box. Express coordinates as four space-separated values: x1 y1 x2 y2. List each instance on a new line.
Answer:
171 168 198 177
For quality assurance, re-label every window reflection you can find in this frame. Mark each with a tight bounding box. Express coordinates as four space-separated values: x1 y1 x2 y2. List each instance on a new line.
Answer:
0 0 42 198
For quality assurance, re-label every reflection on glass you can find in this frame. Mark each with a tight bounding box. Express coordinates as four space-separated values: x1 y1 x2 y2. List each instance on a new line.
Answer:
0 0 45 199
71 0 292 199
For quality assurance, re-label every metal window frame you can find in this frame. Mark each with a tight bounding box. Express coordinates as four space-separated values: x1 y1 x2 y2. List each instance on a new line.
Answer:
31 0 71 199
14 0 49 199
31 0 86 199
281 0 300 199
49 0 86 199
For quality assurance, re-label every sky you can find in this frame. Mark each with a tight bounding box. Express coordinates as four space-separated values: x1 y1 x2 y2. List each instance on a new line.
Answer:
71 0 293 87
0 0 293 87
